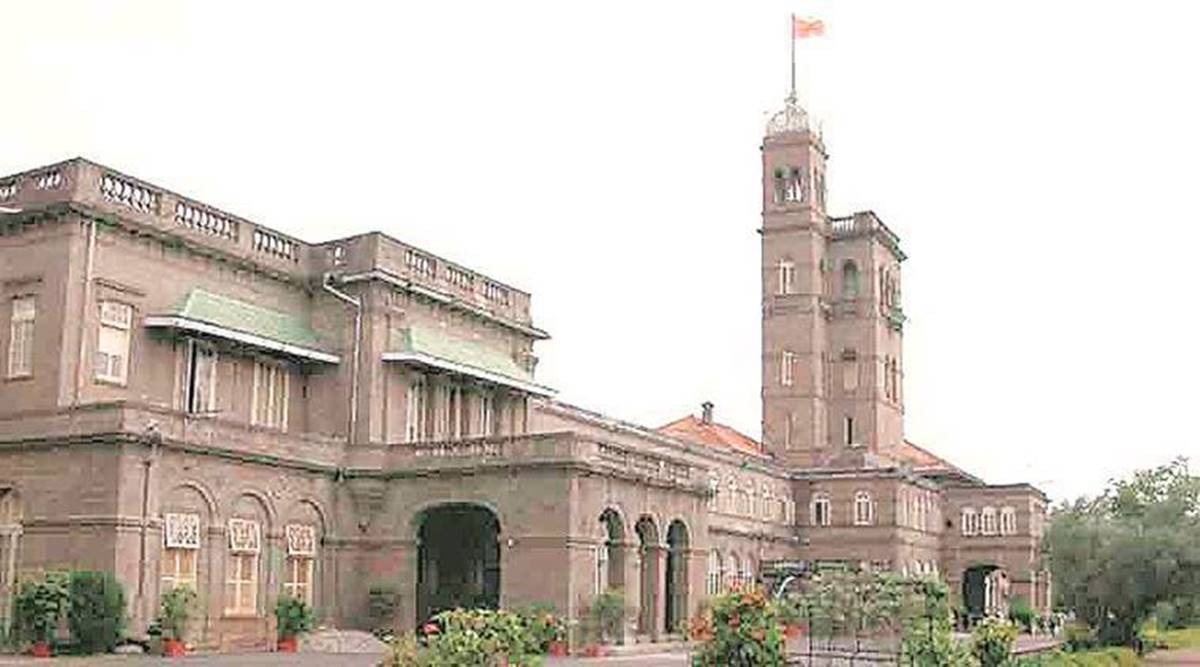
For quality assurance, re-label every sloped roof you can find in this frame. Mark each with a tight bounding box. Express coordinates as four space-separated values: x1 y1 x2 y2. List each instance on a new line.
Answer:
383 324 553 396
145 289 339 363
894 440 980 483
656 415 767 458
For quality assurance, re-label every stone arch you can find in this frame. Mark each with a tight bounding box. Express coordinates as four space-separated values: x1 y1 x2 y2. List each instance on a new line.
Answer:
597 508 626 594
167 480 218 521
414 503 502 623
406 498 505 542
222 491 274 618
962 563 1008 624
227 489 277 529
664 519 690 633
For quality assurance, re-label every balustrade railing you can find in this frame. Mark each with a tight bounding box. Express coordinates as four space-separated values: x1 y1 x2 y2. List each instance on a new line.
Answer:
174 199 239 241
253 228 299 262
100 172 159 214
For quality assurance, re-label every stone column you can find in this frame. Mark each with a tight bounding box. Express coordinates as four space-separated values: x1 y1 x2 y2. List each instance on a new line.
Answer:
620 541 641 645
647 544 667 641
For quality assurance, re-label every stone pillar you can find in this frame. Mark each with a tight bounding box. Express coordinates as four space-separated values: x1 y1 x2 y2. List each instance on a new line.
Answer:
394 539 419 630
620 542 641 645
647 544 667 641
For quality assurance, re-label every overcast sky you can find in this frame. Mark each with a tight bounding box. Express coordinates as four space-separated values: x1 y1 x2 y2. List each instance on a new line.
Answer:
4 1 1197 502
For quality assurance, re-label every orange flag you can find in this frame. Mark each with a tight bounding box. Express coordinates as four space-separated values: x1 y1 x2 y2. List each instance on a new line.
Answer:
793 17 825 38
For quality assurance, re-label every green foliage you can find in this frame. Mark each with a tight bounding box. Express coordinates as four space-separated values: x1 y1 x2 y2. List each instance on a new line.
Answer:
368 585 402 638
1013 646 1138 666
971 617 1018 667
1009 596 1035 633
585 589 626 644
691 586 785 667
1046 457 1200 646
419 608 542 666
156 586 196 641
274 595 315 639
14 573 68 643
67 571 126 654
513 604 565 651
898 578 974 667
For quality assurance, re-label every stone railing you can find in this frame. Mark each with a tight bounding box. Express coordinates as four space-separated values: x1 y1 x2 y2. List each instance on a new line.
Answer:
828 212 905 260
372 432 700 491
0 159 310 277
0 402 344 469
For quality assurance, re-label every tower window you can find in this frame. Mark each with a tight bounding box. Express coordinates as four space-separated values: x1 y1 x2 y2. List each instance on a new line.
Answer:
844 415 854 446
781 350 795 387
777 259 795 295
841 261 860 300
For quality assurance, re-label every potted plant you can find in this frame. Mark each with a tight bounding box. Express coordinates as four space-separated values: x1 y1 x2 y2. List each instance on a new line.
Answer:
14 576 68 658
777 597 804 640
581 589 624 657
157 586 196 657
274 595 315 652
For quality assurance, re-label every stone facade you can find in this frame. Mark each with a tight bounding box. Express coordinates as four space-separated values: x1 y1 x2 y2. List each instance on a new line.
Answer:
0 100 1048 650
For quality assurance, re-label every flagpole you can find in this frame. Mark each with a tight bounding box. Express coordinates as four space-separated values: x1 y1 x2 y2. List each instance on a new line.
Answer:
789 13 796 100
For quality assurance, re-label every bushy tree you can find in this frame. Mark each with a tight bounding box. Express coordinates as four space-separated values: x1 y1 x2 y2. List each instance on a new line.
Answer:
67 571 126 653
1046 457 1200 645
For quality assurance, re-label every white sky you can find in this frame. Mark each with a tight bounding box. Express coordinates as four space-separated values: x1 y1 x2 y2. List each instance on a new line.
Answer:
3 1 1198 502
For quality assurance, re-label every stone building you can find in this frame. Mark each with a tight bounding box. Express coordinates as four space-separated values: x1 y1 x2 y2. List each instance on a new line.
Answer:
0 93 1048 650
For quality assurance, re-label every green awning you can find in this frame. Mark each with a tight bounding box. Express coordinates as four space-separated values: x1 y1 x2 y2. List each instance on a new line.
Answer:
144 289 339 364
383 325 553 396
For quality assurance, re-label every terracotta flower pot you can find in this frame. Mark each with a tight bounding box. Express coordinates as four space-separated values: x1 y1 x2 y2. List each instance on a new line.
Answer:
583 644 608 658
278 637 298 653
163 638 186 657
785 623 803 639
548 640 568 656
30 641 52 658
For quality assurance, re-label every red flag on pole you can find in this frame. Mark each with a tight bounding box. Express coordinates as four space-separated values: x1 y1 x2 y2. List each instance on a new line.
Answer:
793 17 825 38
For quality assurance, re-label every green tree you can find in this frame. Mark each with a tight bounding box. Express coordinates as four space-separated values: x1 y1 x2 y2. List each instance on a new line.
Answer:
1045 457 1200 645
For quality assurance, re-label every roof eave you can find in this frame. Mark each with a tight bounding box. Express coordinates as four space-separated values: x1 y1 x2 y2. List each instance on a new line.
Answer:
144 315 340 364
382 351 555 397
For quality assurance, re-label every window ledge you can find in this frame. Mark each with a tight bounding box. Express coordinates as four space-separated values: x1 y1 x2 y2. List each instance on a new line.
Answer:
94 377 128 388
3 373 33 382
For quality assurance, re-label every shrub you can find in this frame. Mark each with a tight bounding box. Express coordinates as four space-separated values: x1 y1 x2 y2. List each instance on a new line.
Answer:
67 571 126 654
14 574 68 645
157 586 196 641
972 617 1018 667
417 608 540 665
515 604 564 652
1063 620 1097 652
691 585 785 667
585 589 626 644
1009 596 1035 633
275 595 315 640
899 578 973 667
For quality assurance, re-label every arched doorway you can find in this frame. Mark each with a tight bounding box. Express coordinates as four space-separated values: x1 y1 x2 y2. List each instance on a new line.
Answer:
962 565 1008 623
416 504 500 624
0 489 22 635
598 509 624 594
664 520 689 633
635 516 659 636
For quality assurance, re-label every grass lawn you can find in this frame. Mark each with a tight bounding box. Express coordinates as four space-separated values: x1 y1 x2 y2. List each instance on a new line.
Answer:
1144 626 1200 651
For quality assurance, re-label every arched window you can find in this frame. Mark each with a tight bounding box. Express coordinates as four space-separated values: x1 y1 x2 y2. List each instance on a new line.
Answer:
284 522 319 606
707 551 723 596
1000 506 1017 535
981 507 998 535
841 261 860 300
853 491 875 526
725 553 740 590
810 492 831 527
961 507 978 536
707 475 720 511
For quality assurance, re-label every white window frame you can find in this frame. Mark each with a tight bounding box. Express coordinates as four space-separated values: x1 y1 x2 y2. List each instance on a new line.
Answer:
981 506 998 535
777 260 796 295
781 350 795 387
707 551 722 596
853 491 875 526
961 507 978 536
6 295 35 378
405 374 427 442
225 518 261 616
184 339 218 414
1000 506 1017 536
161 512 200 592
251 360 289 430
810 493 831 527
95 301 133 385
284 524 317 605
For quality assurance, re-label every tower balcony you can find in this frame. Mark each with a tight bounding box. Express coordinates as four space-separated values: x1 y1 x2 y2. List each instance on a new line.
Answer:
827 212 906 261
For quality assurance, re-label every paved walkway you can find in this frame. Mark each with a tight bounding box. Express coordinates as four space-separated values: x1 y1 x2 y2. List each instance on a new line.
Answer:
1146 648 1200 664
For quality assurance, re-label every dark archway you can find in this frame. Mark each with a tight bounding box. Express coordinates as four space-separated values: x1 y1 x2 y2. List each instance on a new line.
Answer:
962 564 1006 624
416 504 500 624
598 509 625 593
635 516 659 636
664 520 689 633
